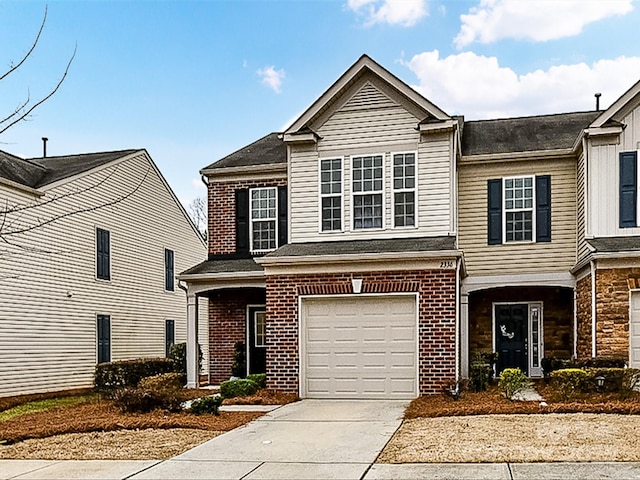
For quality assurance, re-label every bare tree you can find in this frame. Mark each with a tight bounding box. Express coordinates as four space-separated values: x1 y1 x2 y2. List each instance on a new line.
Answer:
1 5 76 136
188 196 207 239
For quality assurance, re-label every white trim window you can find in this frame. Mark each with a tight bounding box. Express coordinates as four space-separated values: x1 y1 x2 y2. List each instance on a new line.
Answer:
504 176 534 242
393 152 416 228
254 311 267 347
319 158 342 232
352 154 384 229
250 187 277 252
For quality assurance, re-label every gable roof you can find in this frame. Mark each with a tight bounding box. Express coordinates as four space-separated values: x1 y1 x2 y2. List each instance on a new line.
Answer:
462 111 600 157
0 149 140 189
590 77 640 128
285 54 450 136
201 132 286 172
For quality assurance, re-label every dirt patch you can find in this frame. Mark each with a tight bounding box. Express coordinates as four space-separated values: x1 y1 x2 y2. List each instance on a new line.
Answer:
0 428 221 460
379 413 640 463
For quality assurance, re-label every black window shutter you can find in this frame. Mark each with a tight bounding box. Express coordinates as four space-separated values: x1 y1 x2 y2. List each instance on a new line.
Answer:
97 228 110 280
487 179 502 245
97 315 110 364
620 151 638 228
165 249 174 291
235 189 250 254
535 175 551 242
278 185 288 247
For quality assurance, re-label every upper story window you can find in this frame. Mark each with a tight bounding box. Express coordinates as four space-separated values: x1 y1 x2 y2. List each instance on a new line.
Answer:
320 158 342 232
251 187 277 252
164 248 175 291
352 155 384 229
96 228 111 280
393 153 416 228
488 175 551 245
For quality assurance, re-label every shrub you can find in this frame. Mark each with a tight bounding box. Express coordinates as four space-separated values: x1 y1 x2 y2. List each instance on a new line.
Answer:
498 368 530 399
220 378 259 399
247 373 267 389
189 395 223 415
550 368 592 400
168 342 203 382
111 385 185 413
138 372 183 391
541 357 571 380
469 361 493 392
94 358 176 393
231 342 246 378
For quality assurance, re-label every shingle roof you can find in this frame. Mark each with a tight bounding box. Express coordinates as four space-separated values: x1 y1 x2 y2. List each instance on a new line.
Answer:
461 111 600 156
202 132 286 171
587 237 640 253
266 236 457 257
179 258 263 276
0 149 140 188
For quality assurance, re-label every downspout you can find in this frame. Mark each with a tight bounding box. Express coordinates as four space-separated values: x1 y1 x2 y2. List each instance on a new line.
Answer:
455 257 461 384
573 289 578 359
591 260 597 357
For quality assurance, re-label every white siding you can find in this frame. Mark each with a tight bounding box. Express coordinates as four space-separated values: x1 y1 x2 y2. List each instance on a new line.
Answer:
0 153 208 397
289 81 453 243
589 102 640 237
458 157 577 276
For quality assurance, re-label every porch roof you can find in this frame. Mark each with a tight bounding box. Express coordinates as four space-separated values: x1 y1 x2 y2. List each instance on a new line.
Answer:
179 257 263 276
587 236 640 253
265 236 457 257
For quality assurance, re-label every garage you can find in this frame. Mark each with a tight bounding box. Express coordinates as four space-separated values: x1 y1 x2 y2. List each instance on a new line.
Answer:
300 294 418 399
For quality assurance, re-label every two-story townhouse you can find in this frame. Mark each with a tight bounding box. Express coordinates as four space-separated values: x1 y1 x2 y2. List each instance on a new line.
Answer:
0 149 208 397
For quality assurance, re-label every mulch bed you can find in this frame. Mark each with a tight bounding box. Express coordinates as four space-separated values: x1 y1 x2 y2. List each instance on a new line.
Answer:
405 383 640 419
222 389 299 405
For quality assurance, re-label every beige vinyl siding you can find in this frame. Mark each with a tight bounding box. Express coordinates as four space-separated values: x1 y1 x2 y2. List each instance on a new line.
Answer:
0 154 208 397
589 103 640 237
576 150 590 261
290 82 453 243
458 157 577 276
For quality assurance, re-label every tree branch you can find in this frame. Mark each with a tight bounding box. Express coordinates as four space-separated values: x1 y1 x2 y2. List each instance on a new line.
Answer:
0 6 46 82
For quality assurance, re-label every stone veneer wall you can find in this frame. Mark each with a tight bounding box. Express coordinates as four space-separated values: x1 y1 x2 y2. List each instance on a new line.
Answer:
575 275 592 358
208 288 266 384
265 269 457 395
207 178 286 255
468 286 574 362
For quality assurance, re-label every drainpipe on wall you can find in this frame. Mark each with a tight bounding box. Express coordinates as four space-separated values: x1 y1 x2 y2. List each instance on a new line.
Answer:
573 289 578 359
591 260 597 357
455 257 461 385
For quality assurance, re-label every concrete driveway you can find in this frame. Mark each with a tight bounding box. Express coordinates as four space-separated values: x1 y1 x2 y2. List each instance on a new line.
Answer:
131 399 406 480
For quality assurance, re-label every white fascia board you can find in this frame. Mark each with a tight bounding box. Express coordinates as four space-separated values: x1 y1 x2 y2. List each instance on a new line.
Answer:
590 78 640 128
282 132 318 144
461 148 574 165
418 120 456 133
462 271 576 295
200 163 287 180
584 126 624 137
571 250 640 274
0 176 44 197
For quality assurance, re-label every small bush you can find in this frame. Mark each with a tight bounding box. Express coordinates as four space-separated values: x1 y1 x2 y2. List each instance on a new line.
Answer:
95 358 176 393
550 368 592 400
247 373 267 389
111 385 185 413
541 357 571 380
469 361 493 392
498 368 530 399
220 378 259 399
189 395 223 415
231 342 246 378
138 373 184 391
168 343 203 383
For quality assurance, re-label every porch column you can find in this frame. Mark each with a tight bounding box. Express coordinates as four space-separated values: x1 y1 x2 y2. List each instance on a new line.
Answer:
460 293 469 378
186 293 199 388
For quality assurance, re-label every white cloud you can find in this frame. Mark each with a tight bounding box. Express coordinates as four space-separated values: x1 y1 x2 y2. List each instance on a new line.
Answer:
347 0 428 27
455 0 633 48
257 66 286 93
403 50 640 119
191 177 206 190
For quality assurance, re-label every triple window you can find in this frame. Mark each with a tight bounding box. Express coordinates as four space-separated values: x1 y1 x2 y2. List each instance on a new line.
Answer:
319 153 417 232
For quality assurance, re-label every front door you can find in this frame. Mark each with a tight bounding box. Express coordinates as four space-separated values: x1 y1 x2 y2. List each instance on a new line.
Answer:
495 304 528 375
247 307 266 375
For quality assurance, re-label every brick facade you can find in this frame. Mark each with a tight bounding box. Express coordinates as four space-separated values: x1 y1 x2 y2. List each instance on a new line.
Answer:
208 288 266 383
575 275 592 358
207 178 286 255
594 268 635 358
265 269 457 395
468 286 573 364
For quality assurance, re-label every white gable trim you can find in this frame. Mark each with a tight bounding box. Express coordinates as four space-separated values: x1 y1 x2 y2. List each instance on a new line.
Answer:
591 77 640 128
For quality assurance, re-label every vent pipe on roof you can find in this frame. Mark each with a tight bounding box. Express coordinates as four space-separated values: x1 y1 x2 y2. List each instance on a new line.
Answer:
42 137 48 158
595 93 602 111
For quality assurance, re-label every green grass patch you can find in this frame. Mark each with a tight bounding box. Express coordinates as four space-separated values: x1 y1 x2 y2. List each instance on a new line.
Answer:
0 394 98 421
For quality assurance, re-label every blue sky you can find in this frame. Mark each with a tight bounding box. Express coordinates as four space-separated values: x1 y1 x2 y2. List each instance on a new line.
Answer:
1 0 640 207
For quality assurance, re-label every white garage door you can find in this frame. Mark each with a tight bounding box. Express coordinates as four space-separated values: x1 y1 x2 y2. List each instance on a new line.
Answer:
630 291 640 368
301 295 418 399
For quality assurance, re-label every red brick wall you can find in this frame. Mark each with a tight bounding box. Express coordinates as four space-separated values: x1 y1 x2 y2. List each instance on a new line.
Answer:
208 288 266 383
576 275 592 358
207 178 286 255
265 269 457 395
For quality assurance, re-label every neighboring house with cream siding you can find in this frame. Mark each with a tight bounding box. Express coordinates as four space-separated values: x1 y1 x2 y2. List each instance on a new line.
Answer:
0 149 208 398
180 54 640 398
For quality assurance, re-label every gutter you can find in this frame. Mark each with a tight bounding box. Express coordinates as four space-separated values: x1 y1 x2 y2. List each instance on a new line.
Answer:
256 249 463 267
0 176 44 197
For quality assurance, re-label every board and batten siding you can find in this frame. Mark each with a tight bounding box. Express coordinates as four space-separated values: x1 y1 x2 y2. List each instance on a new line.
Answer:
458 157 577 276
588 103 640 237
576 150 590 261
289 82 453 243
0 153 208 397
